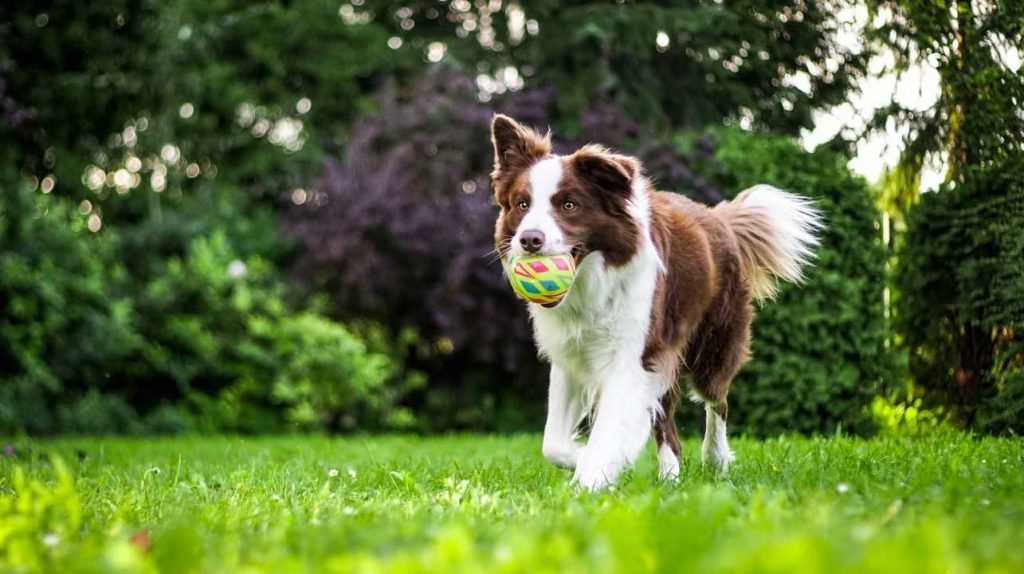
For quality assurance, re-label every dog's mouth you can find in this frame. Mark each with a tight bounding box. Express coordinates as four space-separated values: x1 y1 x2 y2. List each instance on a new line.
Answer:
570 245 584 267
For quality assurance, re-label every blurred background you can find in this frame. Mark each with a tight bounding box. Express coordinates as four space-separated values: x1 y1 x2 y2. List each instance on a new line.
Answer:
0 0 1021 437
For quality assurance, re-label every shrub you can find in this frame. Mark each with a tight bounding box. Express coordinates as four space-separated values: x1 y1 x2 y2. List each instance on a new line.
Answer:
133 231 412 433
0 179 411 434
897 157 1024 434
0 184 140 434
702 129 893 436
258 312 409 431
284 69 548 430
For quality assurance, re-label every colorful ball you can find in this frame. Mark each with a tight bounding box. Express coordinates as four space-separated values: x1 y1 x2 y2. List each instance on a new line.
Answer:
506 254 576 306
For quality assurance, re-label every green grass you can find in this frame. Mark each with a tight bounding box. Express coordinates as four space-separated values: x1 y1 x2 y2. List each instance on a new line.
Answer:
1 434 1023 573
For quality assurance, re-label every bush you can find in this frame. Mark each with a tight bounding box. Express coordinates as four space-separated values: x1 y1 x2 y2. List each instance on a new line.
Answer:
0 184 139 434
0 179 412 434
257 312 409 431
701 129 893 436
132 231 412 433
897 157 1024 434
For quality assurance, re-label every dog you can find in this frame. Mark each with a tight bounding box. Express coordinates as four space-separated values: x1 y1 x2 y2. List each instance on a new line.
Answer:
490 115 824 490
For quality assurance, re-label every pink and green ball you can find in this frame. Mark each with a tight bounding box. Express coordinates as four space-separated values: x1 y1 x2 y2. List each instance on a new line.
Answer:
506 254 577 306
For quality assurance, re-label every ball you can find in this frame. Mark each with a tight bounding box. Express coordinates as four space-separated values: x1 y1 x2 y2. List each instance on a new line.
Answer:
506 254 576 306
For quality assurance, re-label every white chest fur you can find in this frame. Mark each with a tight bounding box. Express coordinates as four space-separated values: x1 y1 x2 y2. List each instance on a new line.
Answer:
528 241 661 393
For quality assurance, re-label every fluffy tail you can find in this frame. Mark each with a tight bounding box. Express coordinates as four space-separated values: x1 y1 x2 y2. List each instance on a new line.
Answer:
714 185 824 300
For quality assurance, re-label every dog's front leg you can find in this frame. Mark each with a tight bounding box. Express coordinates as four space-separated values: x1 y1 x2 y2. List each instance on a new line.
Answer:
542 365 583 469
573 363 656 490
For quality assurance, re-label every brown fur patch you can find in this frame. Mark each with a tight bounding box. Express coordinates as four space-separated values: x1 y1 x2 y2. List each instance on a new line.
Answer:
642 192 717 370
553 150 641 267
652 388 681 457
490 114 551 209
643 193 754 455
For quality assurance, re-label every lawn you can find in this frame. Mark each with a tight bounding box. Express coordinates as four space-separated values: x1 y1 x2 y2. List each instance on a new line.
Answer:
1 434 1022 573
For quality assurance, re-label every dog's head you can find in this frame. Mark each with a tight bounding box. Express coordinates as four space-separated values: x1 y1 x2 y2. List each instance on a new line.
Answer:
490 115 643 268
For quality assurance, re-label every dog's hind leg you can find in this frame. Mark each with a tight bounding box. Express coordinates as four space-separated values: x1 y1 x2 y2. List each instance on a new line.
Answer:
687 294 752 473
652 388 681 481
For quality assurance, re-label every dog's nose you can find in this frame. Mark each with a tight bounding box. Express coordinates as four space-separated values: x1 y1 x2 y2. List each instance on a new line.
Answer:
519 230 545 253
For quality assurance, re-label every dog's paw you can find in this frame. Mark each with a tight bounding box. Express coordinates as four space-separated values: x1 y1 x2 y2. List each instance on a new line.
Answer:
542 441 580 470
701 444 736 474
571 448 619 491
657 444 680 481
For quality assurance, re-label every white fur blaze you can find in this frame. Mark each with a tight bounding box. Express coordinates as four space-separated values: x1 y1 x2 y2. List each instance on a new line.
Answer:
714 184 824 300
511 157 572 257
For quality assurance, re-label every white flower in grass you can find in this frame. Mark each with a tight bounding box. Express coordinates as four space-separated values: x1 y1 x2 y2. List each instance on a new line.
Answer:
981 498 991 506
836 482 850 494
42 533 60 547
328 468 339 478
347 467 357 479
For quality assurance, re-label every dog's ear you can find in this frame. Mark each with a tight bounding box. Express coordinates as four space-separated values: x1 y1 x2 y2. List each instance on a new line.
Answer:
491 114 551 176
573 146 639 199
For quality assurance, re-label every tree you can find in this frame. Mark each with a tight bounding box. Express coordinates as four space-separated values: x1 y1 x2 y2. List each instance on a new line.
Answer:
359 0 868 135
869 0 1024 430
1 0 416 222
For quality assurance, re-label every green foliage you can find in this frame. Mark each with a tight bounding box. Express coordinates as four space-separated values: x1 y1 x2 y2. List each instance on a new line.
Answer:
896 157 1024 434
132 230 412 434
866 1 1024 434
865 0 1024 182
0 458 81 572
0 183 140 434
1 435 1023 572
513 0 866 135
258 312 411 431
372 0 867 135
700 129 892 435
1 0 415 214
0 183 410 434
870 394 953 437
2 1 428 435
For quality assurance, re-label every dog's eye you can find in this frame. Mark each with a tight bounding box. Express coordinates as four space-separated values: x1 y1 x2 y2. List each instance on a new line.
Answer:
516 199 529 211
562 200 576 212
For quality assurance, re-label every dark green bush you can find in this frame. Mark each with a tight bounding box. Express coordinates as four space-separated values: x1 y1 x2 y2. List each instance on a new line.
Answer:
897 157 1024 434
698 129 893 436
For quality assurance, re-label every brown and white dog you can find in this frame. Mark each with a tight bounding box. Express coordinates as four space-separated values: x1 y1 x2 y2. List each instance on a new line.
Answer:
490 115 823 490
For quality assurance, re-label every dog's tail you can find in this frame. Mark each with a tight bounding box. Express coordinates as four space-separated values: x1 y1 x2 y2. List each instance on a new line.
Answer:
714 184 824 300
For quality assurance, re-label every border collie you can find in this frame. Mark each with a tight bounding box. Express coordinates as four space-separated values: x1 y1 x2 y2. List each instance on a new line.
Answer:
490 115 823 490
